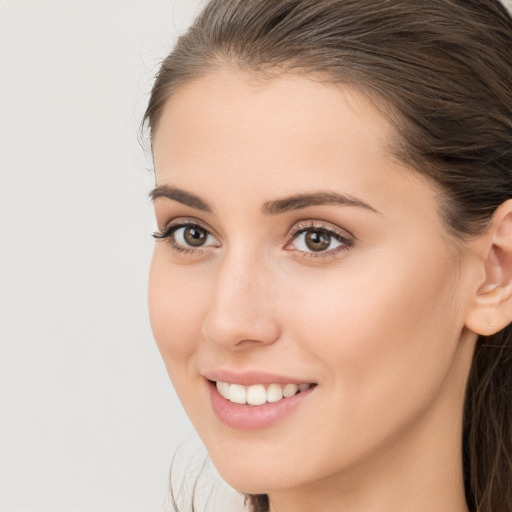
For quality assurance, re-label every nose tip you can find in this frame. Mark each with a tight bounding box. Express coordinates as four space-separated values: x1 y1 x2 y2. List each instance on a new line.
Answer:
201 269 281 350
202 310 281 350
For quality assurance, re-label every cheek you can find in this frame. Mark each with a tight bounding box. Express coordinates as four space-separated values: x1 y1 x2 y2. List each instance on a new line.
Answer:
284 246 463 423
148 251 208 376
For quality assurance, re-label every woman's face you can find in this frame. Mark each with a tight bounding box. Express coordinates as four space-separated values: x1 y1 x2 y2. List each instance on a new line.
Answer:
149 70 479 495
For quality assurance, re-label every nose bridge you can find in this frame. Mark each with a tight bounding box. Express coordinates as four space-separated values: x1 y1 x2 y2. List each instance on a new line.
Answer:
202 246 280 349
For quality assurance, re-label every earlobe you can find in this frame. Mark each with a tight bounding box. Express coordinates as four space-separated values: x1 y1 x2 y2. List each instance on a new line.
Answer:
465 199 512 336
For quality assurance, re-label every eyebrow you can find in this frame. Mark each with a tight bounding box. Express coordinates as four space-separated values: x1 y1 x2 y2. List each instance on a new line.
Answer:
262 192 379 215
149 185 379 216
149 185 213 212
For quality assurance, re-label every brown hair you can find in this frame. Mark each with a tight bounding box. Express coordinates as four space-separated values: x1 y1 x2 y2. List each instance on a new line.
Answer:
143 1 512 510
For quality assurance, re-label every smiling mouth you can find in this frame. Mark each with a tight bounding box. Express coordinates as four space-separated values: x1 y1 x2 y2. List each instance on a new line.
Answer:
212 380 317 406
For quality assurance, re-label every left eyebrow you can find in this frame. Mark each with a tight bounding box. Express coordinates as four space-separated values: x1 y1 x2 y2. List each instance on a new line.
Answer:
149 185 213 212
262 191 380 215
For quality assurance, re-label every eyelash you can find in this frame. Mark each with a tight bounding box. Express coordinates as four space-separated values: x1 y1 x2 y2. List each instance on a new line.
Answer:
286 221 354 259
152 219 354 259
152 218 218 256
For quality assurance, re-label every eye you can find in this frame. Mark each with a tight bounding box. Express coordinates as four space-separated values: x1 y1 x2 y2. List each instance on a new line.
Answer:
152 220 220 253
174 225 212 247
286 223 353 256
293 228 343 252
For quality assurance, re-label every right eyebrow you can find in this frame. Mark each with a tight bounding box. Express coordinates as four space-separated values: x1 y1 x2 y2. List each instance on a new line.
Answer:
149 185 213 213
262 191 379 215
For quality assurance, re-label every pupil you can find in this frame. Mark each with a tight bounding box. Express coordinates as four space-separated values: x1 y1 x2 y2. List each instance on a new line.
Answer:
184 227 207 246
305 230 330 251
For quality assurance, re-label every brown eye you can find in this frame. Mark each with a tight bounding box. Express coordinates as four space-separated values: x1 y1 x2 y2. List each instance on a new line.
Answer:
304 230 331 252
161 223 220 251
288 225 351 256
183 226 207 247
152 221 220 253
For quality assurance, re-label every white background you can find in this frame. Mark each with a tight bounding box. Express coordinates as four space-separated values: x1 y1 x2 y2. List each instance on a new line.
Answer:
4 1 511 512
0 1 243 511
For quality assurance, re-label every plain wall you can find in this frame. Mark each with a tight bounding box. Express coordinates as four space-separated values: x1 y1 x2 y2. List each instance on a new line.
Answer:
0 1 242 511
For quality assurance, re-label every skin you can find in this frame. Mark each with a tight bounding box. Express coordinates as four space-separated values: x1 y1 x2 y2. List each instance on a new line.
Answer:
148 69 512 512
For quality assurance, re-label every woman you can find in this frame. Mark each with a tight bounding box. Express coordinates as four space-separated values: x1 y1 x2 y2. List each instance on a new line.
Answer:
143 1 512 511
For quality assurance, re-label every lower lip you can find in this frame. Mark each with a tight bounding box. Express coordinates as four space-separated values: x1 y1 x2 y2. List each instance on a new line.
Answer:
208 381 315 430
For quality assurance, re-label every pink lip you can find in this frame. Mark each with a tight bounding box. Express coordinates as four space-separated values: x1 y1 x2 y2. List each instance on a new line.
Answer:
203 369 316 386
206 379 316 431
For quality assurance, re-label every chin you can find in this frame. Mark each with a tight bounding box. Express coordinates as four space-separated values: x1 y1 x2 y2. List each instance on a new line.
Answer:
214 468 282 495
205 442 315 495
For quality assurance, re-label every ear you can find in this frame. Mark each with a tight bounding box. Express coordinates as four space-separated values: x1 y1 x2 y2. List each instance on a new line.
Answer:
465 199 512 335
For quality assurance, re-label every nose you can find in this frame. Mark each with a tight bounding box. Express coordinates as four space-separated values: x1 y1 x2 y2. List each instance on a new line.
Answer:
202 252 281 350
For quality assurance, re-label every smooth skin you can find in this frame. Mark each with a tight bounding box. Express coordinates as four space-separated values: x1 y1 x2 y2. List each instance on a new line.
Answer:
148 68 512 512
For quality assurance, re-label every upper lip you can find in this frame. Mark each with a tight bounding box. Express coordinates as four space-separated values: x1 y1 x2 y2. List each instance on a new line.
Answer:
203 369 317 386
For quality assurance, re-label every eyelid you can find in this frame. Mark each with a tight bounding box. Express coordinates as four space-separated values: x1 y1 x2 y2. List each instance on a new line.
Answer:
152 216 354 259
152 216 220 241
151 217 222 257
287 220 354 242
285 220 355 257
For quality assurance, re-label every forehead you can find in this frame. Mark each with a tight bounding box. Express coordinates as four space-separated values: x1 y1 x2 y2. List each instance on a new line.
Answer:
152 68 396 171
151 69 438 220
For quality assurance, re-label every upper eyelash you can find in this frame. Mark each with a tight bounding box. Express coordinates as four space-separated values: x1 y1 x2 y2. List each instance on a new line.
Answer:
152 224 177 240
151 219 354 257
285 221 354 260
288 221 353 244
151 220 217 255
152 219 209 240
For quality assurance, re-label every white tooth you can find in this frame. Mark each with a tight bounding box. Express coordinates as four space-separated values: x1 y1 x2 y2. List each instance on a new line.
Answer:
229 384 247 404
222 381 231 399
267 383 283 403
247 384 267 406
283 383 299 398
298 384 310 392
216 381 230 399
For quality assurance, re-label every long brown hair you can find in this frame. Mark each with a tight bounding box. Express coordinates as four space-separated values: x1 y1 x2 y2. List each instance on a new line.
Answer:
143 1 512 510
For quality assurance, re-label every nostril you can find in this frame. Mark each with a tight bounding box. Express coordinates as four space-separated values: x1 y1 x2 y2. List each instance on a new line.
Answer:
202 317 281 350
